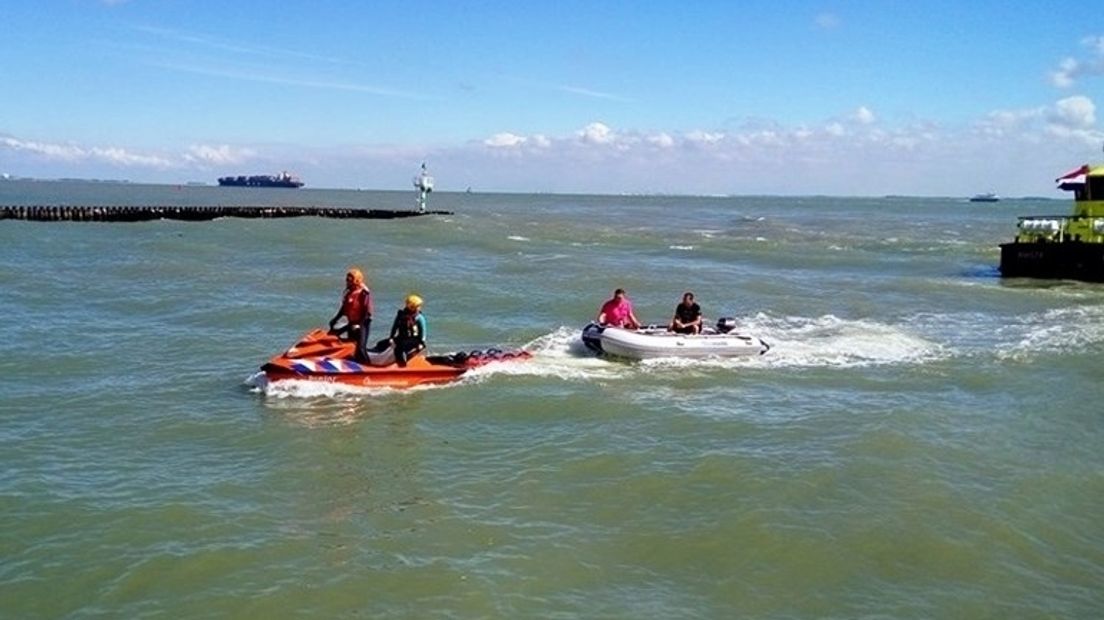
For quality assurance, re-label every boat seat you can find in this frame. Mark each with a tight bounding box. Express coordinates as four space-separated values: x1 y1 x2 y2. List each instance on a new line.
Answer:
362 341 398 367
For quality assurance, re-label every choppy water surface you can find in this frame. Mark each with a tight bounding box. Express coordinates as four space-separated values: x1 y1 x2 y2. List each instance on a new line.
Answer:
2 181 1102 618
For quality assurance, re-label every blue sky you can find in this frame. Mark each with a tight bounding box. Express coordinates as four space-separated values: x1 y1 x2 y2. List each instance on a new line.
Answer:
1 1 1102 196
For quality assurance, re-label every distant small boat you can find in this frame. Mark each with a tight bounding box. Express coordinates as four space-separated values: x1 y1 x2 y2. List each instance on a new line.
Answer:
218 171 304 188
969 192 1000 202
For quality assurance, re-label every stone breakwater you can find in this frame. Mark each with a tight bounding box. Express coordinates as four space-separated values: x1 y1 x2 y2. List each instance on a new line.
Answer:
0 205 453 222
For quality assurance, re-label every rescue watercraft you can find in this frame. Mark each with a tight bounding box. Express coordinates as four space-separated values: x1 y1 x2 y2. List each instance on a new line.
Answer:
581 319 770 360
261 329 530 389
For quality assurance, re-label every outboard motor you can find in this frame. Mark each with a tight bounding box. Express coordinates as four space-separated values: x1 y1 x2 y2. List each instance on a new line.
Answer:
581 322 606 354
715 317 738 334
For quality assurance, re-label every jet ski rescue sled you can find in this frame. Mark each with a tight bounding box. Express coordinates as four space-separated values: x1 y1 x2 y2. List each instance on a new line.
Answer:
582 319 769 360
262 329 530 389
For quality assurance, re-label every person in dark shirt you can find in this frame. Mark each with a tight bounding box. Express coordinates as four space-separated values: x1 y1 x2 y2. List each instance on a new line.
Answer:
669 291 702 334
389 294 427 366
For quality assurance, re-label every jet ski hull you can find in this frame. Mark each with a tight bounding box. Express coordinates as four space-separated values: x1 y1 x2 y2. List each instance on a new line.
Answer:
262 329 529 389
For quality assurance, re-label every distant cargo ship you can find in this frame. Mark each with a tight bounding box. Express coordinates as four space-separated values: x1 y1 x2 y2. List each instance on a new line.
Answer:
218 171 304 188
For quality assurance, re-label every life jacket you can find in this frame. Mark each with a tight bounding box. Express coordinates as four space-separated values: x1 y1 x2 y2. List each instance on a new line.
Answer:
341 287 372 323
393 308 423 339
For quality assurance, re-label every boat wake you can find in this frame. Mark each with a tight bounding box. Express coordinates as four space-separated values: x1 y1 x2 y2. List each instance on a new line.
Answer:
244 327 625 399
733 313 948 369
466 327 624 382
483 316 949 377
245 370 458 399
244 304 1104 401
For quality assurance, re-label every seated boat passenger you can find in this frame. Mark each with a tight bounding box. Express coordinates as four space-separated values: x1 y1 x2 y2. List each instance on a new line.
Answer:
596 288 641 329
389 294 427 367
669 291 702 334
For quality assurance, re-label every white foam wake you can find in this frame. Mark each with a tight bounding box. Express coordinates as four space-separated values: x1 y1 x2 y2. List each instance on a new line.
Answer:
735 313 948 369
245 370 456 400
466 326 623 382
243 304 1104 400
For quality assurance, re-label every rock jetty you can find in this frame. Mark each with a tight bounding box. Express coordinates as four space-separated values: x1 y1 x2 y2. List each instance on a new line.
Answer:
0 205 453 222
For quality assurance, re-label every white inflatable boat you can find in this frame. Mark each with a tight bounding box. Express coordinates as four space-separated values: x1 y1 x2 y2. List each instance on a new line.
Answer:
581 319 770 360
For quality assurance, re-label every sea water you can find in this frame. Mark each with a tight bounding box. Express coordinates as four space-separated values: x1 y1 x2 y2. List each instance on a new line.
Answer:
1 181 1102 617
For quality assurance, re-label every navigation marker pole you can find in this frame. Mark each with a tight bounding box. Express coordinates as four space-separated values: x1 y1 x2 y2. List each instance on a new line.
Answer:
413 162 434 212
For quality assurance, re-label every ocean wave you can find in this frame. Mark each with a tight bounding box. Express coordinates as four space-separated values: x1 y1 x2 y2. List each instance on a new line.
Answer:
520 253 570 263
993 305 1104 361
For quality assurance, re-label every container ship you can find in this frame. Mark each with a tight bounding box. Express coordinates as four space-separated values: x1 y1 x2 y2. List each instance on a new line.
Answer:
999 162 1104 281
217 171 304 188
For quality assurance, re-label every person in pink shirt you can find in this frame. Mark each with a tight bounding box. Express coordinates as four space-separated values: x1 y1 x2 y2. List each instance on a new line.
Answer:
596 288 641 329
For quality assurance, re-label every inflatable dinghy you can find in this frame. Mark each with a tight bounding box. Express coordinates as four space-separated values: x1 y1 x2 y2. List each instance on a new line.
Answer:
581 319 769 360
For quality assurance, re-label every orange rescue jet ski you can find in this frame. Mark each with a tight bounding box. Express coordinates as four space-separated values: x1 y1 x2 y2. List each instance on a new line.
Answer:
262 328 530 389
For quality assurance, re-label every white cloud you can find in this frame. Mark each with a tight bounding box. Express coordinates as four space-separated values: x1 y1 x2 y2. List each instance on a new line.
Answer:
975 106 1045 137
452 97 1102 194
2 136 222 170
579 122 614 144
685 130 724 145
987 107 1044 126
484 132 527 148
970 97 1102 147
853 106 876 124
1050 57 1079 88
6 93 1103 195
647 133 675 148
2 136 86 160
1050 95 1096 129
89 147 173 168
1050 35 1104 87
1 136 171 167
184 144 255 165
